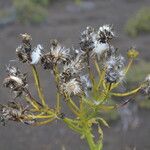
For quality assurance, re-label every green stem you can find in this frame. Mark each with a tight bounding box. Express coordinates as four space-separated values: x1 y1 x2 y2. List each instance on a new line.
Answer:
31 65 46 106
83 124 96 150
111 86 141 97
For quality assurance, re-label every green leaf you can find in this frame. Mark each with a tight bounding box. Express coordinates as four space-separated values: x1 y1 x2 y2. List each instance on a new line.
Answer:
97 117 109 128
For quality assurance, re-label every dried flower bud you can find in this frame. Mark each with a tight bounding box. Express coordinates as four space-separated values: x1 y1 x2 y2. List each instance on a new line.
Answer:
60 78 83 96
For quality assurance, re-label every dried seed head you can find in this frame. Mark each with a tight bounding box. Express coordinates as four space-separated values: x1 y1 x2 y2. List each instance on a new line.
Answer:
98 25 114 43
41 40 70 69
0 102 34 124
145 74 150 83
17 33 42 64
141 75 150 95
60 54 85 82
64 54 84 74
6 65 20 76
41 52 53 70
60 78 83 95
106 55 125 70
92 42 109 58
21 33 32 43
105 69 125 83
20 33 32 53
51 40 70 63
16 45 31 63
3 66 28 98
105 55 125 83
80 26 95 52
80 75 92 95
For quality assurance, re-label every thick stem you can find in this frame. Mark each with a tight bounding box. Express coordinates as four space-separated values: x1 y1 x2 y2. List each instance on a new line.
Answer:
84 128 96 150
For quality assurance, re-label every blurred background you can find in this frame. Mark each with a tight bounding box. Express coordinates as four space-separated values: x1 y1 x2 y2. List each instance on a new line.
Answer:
0 0 150 150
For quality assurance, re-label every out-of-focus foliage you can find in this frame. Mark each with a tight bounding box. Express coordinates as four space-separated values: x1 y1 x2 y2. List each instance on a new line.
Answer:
7 0 82 24
125 7 150 37
127 61 150 83
126 60 150 109
13 0 47 24
31 0 51 7
139 98 150 109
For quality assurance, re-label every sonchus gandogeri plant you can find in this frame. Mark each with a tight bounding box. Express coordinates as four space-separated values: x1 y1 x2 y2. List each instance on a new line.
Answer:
0 25 149 150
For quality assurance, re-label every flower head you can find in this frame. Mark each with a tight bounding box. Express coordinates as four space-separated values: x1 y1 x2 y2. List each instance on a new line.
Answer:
80 74 92 96
92 42 109 58
105 55 125 83
105 69 125 83
141 74 150 96
6 65 20 76
98 25 114 42
21 33 32 43
41 40 70 70
80 26 95 52
3 66 27 98
60 78 83 95
16 33 43 65
60 54 85 82
0 102 35 125
16 45 31 63
127 48 139 59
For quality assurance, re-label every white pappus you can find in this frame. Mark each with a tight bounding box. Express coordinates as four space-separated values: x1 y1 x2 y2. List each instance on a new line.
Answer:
30 44 43 65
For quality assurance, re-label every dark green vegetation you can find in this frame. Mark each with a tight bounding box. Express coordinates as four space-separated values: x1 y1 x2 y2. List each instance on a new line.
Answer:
13 0 48 24
125 7 150 37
